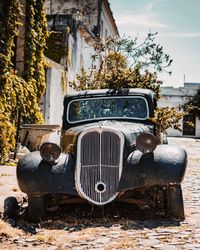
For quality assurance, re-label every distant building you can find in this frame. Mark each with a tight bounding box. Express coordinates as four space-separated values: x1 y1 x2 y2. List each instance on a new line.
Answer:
159 82 200 138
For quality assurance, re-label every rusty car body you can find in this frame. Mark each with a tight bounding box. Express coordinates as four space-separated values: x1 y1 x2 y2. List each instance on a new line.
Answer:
17 88 187 221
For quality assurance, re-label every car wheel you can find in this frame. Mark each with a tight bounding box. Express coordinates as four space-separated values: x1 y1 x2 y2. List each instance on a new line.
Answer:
166 184 185 220
28 195 45 222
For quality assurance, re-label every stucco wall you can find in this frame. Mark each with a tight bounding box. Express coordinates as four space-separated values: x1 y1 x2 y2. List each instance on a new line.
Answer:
41 65 66 126
196 117 200 137
100 1 118 38
67 30 99 87
43 0 118 124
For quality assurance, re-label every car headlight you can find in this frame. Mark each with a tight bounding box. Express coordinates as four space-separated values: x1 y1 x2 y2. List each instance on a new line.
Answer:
136 133 158 153
40 142 61 163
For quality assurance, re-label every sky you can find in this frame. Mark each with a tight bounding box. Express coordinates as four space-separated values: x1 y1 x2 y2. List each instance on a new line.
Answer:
109 0 200 87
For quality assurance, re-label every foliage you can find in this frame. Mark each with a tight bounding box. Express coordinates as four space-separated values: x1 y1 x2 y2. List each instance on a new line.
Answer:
183 87 200 118
0 0 48 163
70 62 162 98
0 115 16 163
45 31 66 63
70 33 171 99
93 34 173 73
0 0 21 162
24 0 48 123
150 107 186 142
70 33 187 138
0 0 21 75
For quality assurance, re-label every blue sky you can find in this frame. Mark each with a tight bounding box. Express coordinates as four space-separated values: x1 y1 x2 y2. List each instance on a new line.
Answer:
109 0 200 87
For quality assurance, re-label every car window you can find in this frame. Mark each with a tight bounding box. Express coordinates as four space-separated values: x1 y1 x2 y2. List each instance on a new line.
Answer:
67 96 149 123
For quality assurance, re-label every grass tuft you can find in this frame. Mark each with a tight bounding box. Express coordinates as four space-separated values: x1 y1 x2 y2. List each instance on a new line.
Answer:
0 220 22 238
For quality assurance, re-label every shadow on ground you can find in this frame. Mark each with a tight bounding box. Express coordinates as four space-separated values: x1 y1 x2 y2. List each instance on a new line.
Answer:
18 202 181 233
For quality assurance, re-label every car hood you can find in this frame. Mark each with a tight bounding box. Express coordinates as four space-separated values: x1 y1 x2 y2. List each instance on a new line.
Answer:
66 120 153 145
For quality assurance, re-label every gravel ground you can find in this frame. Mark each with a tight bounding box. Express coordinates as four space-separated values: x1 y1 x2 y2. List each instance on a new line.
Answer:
0 137 200 249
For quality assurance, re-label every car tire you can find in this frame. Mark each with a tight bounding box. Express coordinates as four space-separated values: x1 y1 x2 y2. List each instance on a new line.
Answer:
28 195 45 222
166 184 185 220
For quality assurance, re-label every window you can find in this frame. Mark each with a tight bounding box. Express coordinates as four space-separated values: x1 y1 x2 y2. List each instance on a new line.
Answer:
67 96 149 124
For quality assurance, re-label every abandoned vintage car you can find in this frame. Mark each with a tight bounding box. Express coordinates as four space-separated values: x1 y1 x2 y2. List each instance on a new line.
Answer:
17 88 187 221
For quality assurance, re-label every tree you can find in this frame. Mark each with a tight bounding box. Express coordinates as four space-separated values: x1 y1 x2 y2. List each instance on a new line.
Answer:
70 33 171 98
70 33 187 141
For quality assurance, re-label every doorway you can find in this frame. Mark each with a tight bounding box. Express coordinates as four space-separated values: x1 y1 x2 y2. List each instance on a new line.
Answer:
183 113 196 136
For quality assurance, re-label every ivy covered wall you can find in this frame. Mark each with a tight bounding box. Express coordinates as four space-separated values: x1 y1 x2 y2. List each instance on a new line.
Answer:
0 0 48 163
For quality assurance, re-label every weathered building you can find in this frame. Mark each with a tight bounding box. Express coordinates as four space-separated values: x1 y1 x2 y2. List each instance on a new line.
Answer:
44 0 118 82
13 1 118 125
42 0 118 124
159 82 200 138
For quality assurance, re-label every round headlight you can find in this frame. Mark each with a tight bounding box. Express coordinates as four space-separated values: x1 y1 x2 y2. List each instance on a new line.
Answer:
40 142 61 163
136 133 158 153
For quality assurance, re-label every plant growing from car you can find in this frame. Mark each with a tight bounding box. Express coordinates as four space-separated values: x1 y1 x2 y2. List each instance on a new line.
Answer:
150 107 186 143
70 33 186 139
70 33 170 98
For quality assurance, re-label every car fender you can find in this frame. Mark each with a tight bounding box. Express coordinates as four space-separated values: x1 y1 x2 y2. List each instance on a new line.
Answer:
17 151 77 195
118 144 187 191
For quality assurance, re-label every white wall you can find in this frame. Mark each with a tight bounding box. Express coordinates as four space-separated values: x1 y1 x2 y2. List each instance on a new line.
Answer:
41 66 66 125
67 30 100 87
45 0 118 91
100 1 118 38
195 116 200 137
43 0 119 123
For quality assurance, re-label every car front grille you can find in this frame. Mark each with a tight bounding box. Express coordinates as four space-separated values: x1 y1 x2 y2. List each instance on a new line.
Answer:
76 128 124 205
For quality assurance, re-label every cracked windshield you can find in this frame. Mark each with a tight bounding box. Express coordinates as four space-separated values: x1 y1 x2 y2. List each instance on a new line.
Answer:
68 97 148 123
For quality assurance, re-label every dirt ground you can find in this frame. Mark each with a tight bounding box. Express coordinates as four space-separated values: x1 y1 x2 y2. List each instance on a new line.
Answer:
0 137 200 249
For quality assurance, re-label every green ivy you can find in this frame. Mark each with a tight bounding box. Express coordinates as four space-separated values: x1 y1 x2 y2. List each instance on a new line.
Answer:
0 0 21 162
0 0 48 163
24 0 48 122
45 31 66 63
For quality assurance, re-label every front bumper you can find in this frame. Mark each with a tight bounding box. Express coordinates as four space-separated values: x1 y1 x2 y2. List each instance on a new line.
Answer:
17 144 187 200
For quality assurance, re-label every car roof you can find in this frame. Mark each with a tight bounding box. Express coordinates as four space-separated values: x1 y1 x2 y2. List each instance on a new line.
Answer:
64 88 156 100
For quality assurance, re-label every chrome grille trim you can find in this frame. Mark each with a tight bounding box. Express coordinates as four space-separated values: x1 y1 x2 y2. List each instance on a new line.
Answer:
75 127 124 205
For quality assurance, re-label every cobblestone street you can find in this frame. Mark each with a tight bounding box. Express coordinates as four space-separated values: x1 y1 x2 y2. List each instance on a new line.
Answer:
0 137 200 249
1 0 200 249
